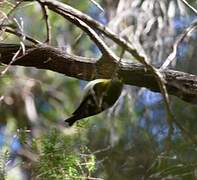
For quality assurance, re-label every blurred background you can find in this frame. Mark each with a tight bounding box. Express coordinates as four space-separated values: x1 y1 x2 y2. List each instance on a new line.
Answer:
0 0 197 179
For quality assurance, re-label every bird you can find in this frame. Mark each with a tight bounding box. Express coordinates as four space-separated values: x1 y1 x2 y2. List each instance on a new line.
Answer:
65 78 123 126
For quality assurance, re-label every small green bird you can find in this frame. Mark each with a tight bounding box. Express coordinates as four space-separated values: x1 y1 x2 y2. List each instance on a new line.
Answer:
65 78 123 126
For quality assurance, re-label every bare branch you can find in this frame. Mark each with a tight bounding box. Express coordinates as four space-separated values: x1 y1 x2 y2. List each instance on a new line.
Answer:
180 0 197 15
0 44 197 105
3 27 41 44
37 0 51 43
53 9 116 60
89 0 104 12
161 20 197 70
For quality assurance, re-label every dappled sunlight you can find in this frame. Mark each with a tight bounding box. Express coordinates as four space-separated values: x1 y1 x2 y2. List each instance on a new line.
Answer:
0 0 197 179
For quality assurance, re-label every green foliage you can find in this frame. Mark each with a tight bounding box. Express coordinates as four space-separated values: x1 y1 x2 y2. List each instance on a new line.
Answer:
0 0 197 180
32 129 97 180
0 150 9 179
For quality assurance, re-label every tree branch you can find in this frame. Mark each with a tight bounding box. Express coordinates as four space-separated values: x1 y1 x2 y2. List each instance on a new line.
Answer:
0 44 197 104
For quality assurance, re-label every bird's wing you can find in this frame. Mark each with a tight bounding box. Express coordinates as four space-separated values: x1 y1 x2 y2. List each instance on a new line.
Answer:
72 79 111 116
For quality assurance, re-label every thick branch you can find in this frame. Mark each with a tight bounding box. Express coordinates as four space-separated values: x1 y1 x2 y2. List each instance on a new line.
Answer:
0 44 197 104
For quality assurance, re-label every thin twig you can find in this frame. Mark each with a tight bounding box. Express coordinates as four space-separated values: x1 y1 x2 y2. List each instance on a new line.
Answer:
38 0 51 43
173 117 197 145
13 17 26 41
160 20 197 70
0 45 22 76
53 8 117 59
89 0 104 12
3 27 41 44
2 1 23 22
180 0 197 15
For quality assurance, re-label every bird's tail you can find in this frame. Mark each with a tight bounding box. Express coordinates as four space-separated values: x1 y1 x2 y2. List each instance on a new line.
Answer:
65 115 79 127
